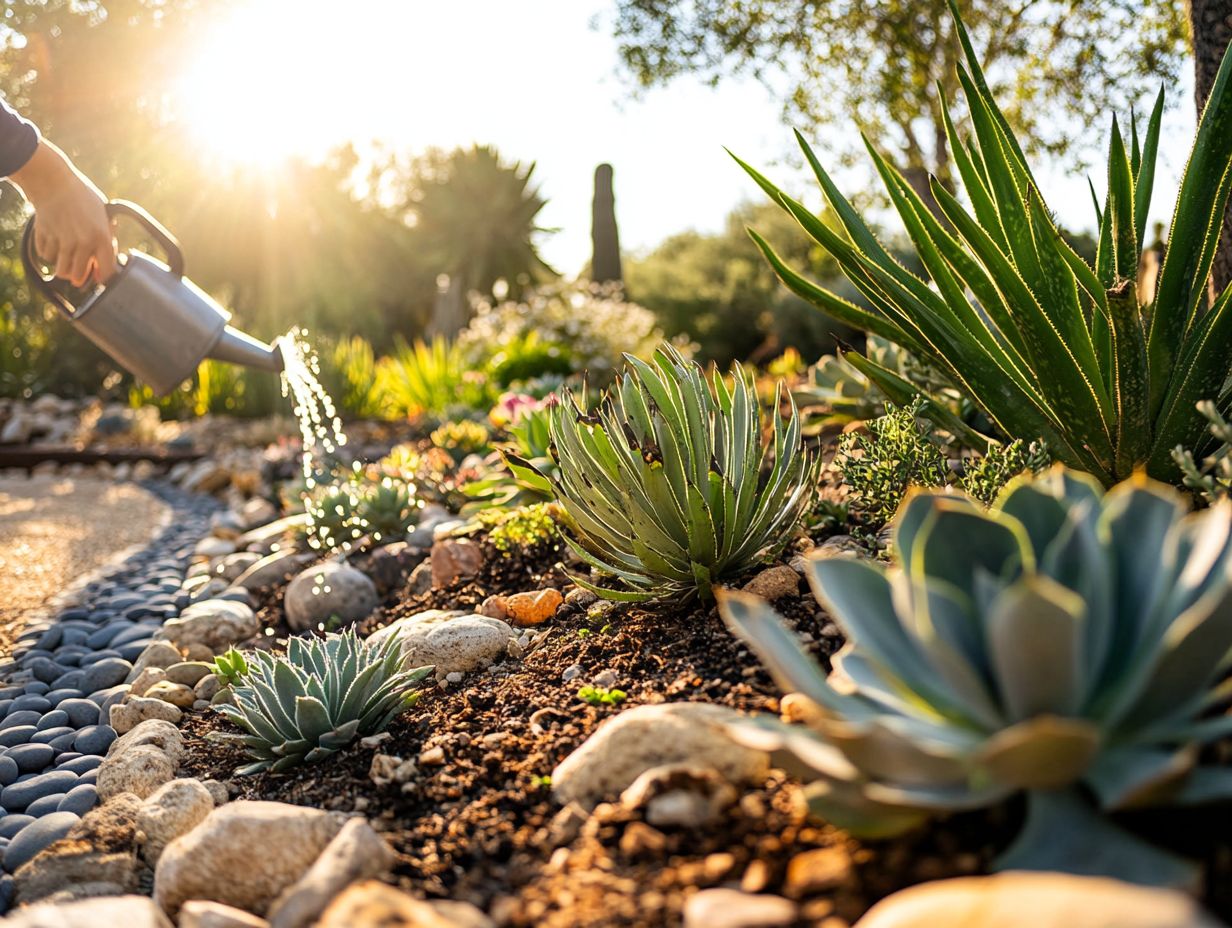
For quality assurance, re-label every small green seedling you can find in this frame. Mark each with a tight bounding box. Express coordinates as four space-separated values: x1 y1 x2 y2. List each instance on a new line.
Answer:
531 774 553 790
578 685 627 707
212 648 249 687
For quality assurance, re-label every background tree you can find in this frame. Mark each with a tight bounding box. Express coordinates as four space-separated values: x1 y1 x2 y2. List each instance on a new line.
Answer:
609 0 1190 202
1191 0 1232 295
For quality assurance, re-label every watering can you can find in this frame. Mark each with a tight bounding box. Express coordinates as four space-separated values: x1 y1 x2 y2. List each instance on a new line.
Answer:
21 199 284 396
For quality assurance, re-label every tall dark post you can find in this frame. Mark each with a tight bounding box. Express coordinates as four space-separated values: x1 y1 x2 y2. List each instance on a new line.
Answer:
591 163 622 284
1191 0 1232 297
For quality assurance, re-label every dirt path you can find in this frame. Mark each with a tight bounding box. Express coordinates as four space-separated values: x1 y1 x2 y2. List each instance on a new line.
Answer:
0 475 170 660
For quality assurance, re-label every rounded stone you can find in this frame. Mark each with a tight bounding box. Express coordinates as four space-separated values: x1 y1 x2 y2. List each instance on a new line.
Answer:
6 743 54 774
2 811 79 872
24 792 67 816
0 757 17 787
0 727 35 749
284 561 379 632
74 725 118 756
57 755 103 775
0 815 33 840
31 727 75 746
0 711 42 732
0 770 78 813
81 658 134 694
137 777 214 865
9 695 50 714
58 698 100 728
109 697 182 735
35 710 69 732
97 744 175 801
27 659 63 685
57 783 99 816
45 689 85 707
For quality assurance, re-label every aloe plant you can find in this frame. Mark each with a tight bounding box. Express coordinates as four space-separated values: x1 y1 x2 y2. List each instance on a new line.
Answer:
720 467 1232 887
739 1 1232 485
208 631 432 775
541 344 817 603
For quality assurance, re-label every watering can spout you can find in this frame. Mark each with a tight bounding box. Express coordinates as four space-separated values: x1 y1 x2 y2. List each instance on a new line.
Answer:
208 326 285 373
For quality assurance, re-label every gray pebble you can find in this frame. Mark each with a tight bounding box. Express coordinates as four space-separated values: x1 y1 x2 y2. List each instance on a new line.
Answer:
72 726 116 756
56 755 101 775
0 711 41 732
0 816 33 840
0 728 34 749
2 811 78 872
56 784 97 816
44 689 83 707
57 699 99 728
34 710 69 732
26 659 62 685
48 670 84 691
80 658 132 694
24 792 66 816
6 743 53 774
1 770 78 813
9 695 49 714
0 757 16 787
22 682 49 696
30 727 74 746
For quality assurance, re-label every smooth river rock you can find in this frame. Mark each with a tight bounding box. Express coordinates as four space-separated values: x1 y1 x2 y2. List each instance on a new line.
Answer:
283 560 379 632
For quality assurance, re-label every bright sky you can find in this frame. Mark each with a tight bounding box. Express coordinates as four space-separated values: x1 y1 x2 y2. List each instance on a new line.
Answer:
173 0 1197 275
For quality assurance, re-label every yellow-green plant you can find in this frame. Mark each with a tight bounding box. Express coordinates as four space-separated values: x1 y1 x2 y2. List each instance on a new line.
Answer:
721 467 1232 887
376 336 495 422
739 1 1232 485
542 345 817 603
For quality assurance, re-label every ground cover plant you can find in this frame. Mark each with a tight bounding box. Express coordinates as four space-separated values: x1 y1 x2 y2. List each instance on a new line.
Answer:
739 1 1232 486
540 344 818 603
721 466 1232 887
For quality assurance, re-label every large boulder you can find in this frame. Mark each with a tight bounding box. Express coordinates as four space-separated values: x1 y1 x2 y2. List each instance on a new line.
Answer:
155 599 258 654
137 778 215 865
153 800 346 918
283 561 379 632
551 703 769 808
367 609 514 678
854 873 1222 927
1 895 172 928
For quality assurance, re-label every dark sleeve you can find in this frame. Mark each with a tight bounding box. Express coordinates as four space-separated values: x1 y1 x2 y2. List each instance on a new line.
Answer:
0 96 39 177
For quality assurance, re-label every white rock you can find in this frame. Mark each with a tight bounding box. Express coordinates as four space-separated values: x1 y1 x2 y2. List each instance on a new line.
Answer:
195 537 237 559
684 889 797 928
368 609 515 677
128 666 168 697
1 414 32 444
551 703 769 808
110 696 183 734
1 895 172 928
98 744 177 801
155 599 258 653
235 514 309 552
215 551 262 581
179 900 270 928
854 872 1222 928
233 551 316 591
316 881 494 928
153 800 347 918
182 461 231 494
238 497 278 529
126 642 183 681
108 718 186 768
137 778 215 865
267 818 396 928
283 560 379 632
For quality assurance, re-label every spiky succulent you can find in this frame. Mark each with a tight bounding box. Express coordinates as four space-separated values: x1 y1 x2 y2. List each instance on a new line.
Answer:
208 631 432 775
541 344 818 603
357 478 420 542
741 1 1232 484
1173 400 1232 505
794 336 904 427
721 467 1232 888
305 484 364 552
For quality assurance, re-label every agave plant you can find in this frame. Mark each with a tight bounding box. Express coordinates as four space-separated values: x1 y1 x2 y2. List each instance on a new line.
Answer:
738 1 1232 485
720 467 1232 887
541 344 818 603
305 483 364 552
208 631 432 775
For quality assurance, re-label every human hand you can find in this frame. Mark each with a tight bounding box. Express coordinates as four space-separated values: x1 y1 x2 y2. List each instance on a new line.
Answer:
10 140 117 287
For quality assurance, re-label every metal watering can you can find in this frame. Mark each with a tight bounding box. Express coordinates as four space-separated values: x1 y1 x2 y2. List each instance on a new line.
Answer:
21 200 284 396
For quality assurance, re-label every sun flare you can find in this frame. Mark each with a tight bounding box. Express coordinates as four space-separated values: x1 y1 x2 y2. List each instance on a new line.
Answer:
171 1 362 169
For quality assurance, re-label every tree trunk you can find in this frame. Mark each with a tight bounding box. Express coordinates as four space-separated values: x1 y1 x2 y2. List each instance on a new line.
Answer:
591 163 623 284
1192 0 1232 296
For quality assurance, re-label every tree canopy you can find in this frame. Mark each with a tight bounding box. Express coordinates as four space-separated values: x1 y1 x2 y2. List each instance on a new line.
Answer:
610 0 1190 196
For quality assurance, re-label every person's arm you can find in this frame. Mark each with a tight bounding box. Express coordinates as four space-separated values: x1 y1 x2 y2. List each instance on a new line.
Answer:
0 99 116 287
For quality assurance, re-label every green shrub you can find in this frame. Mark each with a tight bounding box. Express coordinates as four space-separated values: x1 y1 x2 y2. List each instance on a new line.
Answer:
478 502 560 552
318 335 386 419
208 631 432 775
721 467 1232 886
431 419 491 463
740 2 1232 486
376 336 495 423
541 345 817 603
461 397 557 510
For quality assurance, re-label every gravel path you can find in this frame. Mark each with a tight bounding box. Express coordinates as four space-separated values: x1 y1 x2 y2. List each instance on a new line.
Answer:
0 476 170 660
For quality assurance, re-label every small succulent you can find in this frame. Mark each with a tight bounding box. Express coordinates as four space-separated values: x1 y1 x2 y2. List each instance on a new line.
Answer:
541 344 818 603
211 648 249 689
357 478 420 542
578 685 627 707
479 502 561 553
1172 400 1232 505
431 419 492 463
305 484 365 552
720 467 1232 887
958 437 1049 505
793 336 903 427
208 630 432 775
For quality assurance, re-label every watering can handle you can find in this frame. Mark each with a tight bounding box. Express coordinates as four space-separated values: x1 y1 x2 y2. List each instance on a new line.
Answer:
20 199 186 319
